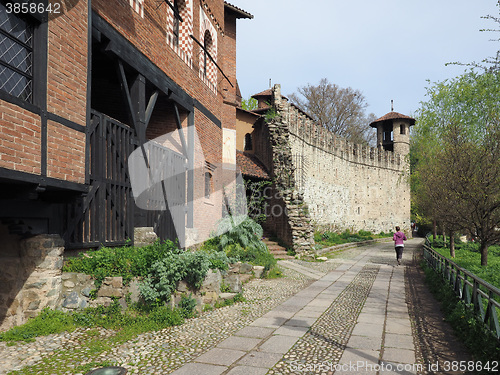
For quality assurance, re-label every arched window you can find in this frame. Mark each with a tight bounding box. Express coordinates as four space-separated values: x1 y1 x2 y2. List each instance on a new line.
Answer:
203 29 213 77
172 0 180 46
205 171 212 198
244 133 252 151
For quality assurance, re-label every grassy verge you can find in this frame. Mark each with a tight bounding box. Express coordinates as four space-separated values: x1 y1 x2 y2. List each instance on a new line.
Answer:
422 262 500 369
0 299 193 345
431 242 500 289
314 229 393 250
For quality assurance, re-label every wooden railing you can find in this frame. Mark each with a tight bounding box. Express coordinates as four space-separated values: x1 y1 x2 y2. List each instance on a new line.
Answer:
423 239 500 341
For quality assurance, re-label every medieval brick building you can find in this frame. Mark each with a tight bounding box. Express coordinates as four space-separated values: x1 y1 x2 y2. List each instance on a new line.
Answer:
0 0 252 329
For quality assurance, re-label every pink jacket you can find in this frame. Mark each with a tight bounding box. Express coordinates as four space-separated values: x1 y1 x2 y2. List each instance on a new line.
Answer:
393 231 407 246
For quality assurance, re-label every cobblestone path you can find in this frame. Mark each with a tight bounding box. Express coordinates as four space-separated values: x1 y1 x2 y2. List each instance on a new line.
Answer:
268 265 380 374
0 265 336 374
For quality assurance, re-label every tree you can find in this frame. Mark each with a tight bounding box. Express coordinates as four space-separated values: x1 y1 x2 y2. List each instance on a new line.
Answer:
447 1 500 72
288 78 376 146
241 97 258 111
412 71 500 265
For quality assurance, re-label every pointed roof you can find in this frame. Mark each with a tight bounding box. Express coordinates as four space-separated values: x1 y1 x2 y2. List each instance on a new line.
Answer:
224 2 253 19
369 111 415 128
236 151 270 179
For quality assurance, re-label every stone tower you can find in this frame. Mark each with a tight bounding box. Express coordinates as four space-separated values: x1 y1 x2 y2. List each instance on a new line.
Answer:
369 112 415 155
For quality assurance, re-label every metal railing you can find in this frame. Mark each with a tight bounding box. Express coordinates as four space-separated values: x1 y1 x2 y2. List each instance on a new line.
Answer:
423 239 500 341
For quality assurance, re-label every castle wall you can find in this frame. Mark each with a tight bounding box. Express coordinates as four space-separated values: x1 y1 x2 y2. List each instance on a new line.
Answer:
272 86 411 236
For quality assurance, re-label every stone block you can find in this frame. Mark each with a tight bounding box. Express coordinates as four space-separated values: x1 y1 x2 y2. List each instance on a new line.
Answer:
177 280 190 292
253 266 265 278
97 286 122 298
91 297 113 307
103 276 123 288
134 227 158 247
223 275 242 293
201 269 222 294
124 279 141 304
219 293 238 301
62 291 80 309
202 291 218 305
239 263 253 274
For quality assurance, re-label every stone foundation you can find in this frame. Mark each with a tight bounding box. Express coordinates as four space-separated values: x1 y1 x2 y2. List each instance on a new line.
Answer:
59 262 262 314
0 228 64 331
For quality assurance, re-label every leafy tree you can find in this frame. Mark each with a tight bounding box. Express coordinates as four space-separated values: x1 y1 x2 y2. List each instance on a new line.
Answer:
288 78 376 146
241 97 258 111
412 71 500 265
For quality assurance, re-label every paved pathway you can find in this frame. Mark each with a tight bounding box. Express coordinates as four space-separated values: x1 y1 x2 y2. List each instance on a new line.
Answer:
171 239 424 375
2 238 471 374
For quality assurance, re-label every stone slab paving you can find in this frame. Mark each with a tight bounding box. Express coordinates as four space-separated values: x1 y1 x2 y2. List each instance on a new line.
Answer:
1 240 433 375
172 240 425 375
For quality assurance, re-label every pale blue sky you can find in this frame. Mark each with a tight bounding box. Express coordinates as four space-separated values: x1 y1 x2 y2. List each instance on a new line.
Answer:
232 0 499 119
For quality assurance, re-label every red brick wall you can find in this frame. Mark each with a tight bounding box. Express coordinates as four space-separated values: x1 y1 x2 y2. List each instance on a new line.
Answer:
46 121 86 183
0 1 88 183
46 0 88 126
0 101 41 174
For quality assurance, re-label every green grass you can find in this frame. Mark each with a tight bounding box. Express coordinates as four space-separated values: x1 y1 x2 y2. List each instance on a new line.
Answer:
431 242 500 289
422 262 500 369
0 300 189 344
314 229 393 249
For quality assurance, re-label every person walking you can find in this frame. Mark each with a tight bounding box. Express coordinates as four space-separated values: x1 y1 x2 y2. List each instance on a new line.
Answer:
393 226 407 265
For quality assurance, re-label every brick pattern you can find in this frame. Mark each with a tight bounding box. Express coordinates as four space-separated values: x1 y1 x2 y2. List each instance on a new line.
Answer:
199 7 218 93
46 121 86 183
166 0 194 68
129 0 144 18
46 0 88 126
0 100 41 174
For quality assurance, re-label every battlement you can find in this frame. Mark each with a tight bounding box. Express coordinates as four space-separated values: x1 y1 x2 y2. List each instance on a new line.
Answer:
271 85 405 170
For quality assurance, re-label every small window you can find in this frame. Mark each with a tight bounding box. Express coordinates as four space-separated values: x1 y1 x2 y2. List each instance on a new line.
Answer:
0 4 34 102
400 124 406 135
203 29 212 77
204 171 212 198
172 0 180 46
244 133 252 151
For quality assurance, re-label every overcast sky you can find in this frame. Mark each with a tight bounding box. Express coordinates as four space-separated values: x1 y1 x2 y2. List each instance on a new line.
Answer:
232 0 499 119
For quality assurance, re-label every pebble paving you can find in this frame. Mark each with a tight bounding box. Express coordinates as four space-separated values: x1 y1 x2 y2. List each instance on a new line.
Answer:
268 264 380 374
0 262 342 375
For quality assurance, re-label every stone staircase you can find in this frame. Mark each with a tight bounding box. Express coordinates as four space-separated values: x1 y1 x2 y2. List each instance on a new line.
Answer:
262 237 295 259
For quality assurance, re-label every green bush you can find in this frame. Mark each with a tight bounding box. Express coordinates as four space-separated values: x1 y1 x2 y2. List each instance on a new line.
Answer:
63 240 181 287
215 217 265 252
138 249 231 305
178 294 197 318
225 242 276 271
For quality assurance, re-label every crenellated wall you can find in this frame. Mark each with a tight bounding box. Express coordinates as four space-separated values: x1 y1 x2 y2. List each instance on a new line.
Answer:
269 85 411 239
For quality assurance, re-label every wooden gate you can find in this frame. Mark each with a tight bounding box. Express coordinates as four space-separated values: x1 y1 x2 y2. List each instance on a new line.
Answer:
64 110 187 249
64 111 134 248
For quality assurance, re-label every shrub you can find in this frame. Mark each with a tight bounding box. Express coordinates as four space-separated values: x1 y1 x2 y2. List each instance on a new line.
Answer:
178 294 197 318
225 242 276 271
63 240 181 287
138 250 230 305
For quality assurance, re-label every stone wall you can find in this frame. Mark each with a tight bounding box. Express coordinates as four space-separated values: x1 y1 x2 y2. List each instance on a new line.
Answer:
0 229 64 331
59 263 263 314
266 85 411 243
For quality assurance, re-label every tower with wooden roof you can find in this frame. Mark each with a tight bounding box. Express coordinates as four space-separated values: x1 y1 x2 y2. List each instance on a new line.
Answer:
369 111 415 155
